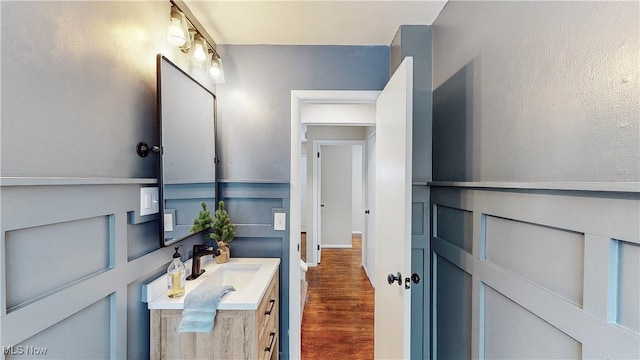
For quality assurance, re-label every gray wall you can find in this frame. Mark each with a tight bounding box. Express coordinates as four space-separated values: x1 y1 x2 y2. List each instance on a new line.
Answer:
432 1 639 182
215 45 388 357
215 45 389 182
431 1 639 358
0 2 212 359
390 25 433 360
0 3 390 359
0 1 217 178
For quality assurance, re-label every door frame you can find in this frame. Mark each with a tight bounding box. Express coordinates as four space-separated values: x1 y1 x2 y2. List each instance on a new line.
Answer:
312 140 366 265
290 90 379 359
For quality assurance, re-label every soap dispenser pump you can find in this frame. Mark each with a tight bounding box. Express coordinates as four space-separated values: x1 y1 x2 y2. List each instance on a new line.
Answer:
167 246 186 298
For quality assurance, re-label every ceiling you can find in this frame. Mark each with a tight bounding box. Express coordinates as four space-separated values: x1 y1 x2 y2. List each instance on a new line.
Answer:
185 0 448 46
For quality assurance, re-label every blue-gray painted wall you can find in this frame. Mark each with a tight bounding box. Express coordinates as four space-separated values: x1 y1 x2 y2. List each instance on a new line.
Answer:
0 2 390 359
390 25 433 360
215 45 389 182
431 1 640 358
432 1 639 182
215 44 389 356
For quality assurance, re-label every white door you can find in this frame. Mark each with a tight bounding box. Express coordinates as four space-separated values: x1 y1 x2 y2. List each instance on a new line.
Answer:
315 146 322 263
320 145 354 249
364 133 376 285
374 57 413 359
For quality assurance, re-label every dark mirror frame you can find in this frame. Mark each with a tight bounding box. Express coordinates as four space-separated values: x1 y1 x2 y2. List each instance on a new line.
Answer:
157 54 219 247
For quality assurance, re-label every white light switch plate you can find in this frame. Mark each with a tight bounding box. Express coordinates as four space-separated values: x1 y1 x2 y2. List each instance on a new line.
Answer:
274 212 286 231
164 213 174 232
140 187 159 216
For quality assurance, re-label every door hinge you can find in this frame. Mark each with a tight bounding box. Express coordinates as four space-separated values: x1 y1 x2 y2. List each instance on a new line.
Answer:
317 152 320 158
317 245 320 250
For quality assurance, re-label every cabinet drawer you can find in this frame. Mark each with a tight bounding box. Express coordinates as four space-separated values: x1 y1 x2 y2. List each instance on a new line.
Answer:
257 276 278 339
261 331 278 360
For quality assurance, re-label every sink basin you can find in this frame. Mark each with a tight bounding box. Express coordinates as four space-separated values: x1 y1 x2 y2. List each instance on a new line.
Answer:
203 264 261 291
145 257 280 310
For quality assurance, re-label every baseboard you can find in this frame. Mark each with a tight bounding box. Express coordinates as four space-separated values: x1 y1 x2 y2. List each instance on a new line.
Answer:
321 244 353 249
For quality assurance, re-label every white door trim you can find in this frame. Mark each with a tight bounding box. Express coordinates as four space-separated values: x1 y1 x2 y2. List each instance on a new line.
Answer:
290 90 379 359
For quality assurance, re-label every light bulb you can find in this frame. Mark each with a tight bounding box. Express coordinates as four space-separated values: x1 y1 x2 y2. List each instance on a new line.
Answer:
208 55 225 84
167 17 186 47
209 61 221 78
192 37 207 63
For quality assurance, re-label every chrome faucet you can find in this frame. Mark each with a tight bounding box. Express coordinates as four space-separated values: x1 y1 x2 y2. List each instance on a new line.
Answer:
186 244 220 280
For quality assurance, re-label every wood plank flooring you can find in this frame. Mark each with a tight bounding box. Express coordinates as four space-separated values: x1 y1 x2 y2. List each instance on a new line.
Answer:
301 234 374 359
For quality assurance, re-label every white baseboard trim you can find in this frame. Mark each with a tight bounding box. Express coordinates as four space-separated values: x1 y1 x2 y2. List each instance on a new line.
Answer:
321 244 353 249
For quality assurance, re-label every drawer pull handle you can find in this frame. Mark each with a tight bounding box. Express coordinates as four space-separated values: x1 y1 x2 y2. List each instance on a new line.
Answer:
264 331 276 352
264 298 276 315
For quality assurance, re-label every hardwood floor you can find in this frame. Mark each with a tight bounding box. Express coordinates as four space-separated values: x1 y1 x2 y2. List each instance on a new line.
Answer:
301 234 374 359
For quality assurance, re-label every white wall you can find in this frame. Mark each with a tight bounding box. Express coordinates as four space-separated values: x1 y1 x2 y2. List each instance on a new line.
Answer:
352 145 364 234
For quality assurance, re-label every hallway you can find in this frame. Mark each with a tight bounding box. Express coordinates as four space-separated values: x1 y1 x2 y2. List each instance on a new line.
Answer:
301 235 374 359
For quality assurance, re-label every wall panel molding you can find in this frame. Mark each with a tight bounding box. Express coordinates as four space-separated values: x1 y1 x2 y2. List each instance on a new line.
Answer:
432 186 639 359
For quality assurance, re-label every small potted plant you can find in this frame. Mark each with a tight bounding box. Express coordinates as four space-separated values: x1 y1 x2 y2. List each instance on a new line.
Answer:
210 201 235 263
190 201 235 263
190 202 214 234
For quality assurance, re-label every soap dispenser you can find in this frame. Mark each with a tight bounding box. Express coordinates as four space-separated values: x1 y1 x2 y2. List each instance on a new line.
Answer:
167 246 186 298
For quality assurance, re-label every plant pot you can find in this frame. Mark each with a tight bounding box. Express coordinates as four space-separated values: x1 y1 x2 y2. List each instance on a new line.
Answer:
215 241 230 264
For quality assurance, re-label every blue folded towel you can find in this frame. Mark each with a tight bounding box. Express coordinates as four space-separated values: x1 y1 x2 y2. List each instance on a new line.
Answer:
178 284 235 333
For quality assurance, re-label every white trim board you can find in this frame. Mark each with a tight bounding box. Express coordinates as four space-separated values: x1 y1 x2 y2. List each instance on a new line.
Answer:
429 181 640 193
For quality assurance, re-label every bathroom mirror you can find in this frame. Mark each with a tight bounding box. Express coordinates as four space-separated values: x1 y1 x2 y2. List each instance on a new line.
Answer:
157 55 217 247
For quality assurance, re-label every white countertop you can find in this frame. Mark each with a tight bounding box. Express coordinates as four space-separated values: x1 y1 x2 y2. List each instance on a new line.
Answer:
145 257 280 310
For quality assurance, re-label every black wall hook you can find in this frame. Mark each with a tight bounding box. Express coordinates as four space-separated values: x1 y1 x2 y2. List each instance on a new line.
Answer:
136 142 161 157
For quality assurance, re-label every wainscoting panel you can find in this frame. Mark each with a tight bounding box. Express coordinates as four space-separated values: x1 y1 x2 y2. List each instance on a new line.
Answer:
435 205 473 253
485 216 585 305
8 295 112 360
0 179 291 359
434 254 472 360
219 181 290 358
484 286 582 359
126 219 160 261
5 216 112 312
0 179 203 359
431 185 640 359
411 186 430 359
617 240 640 332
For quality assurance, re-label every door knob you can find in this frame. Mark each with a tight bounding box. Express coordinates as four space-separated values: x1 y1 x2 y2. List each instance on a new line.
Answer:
403 273 421 289
365 210 370 214
411 273 420 284
387 272 402 286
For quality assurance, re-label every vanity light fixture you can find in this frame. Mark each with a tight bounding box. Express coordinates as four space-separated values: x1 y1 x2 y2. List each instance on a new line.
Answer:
166 6 188 47
208 51 225 84
191 34 208 64
165 1 226 83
